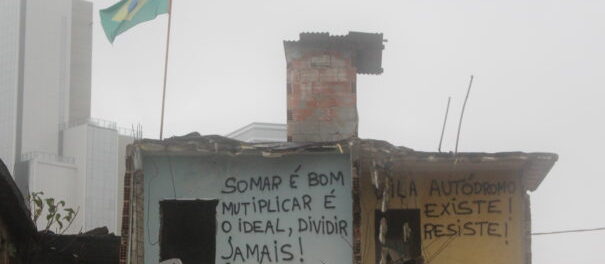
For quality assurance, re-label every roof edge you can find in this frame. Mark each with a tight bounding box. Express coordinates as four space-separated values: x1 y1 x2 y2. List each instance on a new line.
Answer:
128 134 557 190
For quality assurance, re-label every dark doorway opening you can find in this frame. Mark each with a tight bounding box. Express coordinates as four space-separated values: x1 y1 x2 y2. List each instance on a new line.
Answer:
375 209 422 264
160 199 218 264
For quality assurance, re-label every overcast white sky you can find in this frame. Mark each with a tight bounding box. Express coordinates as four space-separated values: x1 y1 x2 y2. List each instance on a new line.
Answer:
90 0 605 263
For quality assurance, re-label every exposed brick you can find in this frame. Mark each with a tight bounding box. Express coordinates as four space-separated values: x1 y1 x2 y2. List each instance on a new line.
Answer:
285 52 358 142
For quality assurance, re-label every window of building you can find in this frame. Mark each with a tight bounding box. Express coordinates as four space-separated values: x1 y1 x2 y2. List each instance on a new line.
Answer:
160 199 218 264
375 209 422 264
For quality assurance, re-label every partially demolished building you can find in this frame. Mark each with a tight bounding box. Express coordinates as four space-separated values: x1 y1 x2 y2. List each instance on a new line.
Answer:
0 159 120 264
119 32 557 264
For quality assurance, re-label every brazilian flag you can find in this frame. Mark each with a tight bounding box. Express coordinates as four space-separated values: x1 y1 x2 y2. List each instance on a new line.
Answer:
100 0 169 43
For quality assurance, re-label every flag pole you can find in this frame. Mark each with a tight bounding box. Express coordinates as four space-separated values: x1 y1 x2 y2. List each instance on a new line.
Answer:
159 0 173 140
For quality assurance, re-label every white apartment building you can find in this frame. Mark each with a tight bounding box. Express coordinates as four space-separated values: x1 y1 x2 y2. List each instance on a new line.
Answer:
0 0 137 234
226 122 287 143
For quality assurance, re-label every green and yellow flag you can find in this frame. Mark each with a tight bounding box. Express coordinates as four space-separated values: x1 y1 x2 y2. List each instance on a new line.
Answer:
100 0 170 43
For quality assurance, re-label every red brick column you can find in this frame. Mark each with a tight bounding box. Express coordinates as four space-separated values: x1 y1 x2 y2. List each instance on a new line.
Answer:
287 52 358 142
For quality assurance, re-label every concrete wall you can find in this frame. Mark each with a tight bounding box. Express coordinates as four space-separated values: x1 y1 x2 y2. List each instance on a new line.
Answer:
62 124 88 233
359 168 527 264
286 52 358 142
0 0 21 176
63 124 120 233
84 125 119 233
69 0 92 123
141 153 353 264
20 0 92 155
21 0 73 155
27 159 82 234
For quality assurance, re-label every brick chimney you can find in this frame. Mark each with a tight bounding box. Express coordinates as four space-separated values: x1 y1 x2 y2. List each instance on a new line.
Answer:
284 32 384 142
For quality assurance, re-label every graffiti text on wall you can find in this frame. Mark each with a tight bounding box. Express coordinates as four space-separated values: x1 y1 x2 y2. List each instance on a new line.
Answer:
396 175 516 245
217 165 351 264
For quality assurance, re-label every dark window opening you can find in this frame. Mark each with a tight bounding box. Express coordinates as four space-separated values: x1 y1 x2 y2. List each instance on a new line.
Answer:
375 209 422 264
160 199 218 264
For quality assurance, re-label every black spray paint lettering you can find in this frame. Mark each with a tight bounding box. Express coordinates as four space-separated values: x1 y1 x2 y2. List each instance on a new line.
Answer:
423 221 509 239
218 165 351 263
393 179 418 198
307 171 345 187
298 237 304 262
422 184 515 245
221 169 346 193
424 199 503 217
428 177 516 197
221 175 284 194
323 189 336 209
221 236 296 264
297 215 348 236
221 195 312 216
221 220 232 233
289 165 301 189
235 218 286 235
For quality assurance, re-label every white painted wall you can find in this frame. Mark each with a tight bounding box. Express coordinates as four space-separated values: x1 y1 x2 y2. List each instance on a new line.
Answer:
143 153 353 264
0 0 21 175
84 125 118 233
21 0 73 155
69 0 92 122
62 123 88 233
63 123 120 233
27 159 82 234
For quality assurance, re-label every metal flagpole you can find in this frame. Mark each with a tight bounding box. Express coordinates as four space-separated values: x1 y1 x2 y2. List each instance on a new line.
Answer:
159 0 173 140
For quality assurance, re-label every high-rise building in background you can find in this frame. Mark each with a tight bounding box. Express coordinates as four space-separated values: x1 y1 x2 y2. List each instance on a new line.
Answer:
0 0 138 234
0 0 24 178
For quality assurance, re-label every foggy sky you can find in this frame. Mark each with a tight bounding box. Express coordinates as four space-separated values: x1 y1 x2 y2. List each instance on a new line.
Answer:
89 0 605 263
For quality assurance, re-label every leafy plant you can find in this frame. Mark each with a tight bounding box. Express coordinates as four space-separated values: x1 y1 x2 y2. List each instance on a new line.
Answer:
27 192 79 234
